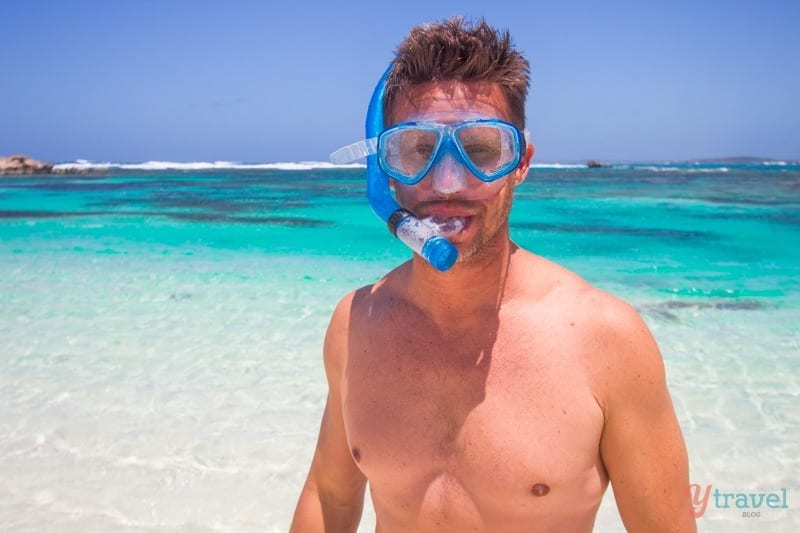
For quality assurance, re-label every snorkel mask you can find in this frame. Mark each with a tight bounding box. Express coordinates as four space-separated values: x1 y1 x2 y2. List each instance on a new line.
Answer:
330 66 527 272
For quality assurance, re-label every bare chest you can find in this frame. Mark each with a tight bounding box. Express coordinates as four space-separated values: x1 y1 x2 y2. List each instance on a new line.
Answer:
341 318 607 526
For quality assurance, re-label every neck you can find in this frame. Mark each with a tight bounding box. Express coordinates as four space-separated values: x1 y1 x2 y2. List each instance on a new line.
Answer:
405 231 517 328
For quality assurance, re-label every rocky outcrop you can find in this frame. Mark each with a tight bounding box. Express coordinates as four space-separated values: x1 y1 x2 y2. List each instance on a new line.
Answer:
0 155 54 175
0 155 98 175
587 160 610 168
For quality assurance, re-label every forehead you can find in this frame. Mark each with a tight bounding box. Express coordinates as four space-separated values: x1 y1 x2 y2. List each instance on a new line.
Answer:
388 81 511 124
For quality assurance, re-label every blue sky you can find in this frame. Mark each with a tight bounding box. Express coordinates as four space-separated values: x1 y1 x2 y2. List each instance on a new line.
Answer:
1 0 798 163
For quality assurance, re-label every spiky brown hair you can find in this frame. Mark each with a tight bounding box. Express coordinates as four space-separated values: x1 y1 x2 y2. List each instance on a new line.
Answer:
384 17 530 128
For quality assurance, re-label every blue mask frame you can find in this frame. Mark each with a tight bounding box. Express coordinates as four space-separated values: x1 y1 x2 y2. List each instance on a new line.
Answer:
378 118 525 185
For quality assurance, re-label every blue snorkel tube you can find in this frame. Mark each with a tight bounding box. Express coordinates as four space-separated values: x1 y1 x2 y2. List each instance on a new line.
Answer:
365 68 458 272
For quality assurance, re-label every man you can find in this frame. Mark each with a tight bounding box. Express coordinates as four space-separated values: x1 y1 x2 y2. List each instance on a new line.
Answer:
292 17 695 532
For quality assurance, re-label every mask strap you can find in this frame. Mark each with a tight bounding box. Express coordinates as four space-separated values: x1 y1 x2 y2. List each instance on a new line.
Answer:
329 138 377 164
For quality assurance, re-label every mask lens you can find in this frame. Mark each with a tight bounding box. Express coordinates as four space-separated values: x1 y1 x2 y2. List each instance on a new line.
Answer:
456 123 517 179
381 127 440 183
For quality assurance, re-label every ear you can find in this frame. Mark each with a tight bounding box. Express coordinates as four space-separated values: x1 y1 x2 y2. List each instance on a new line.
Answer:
513 142 535 187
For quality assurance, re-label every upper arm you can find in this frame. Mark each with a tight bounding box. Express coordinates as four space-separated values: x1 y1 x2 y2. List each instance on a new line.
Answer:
290 292 368 532
595 298 696 532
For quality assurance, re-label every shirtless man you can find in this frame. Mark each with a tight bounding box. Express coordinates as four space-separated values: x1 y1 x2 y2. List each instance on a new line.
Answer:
292 17 696 532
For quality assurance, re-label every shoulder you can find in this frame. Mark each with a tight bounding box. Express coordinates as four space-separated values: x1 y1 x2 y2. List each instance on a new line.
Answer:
323 263 411 372
514 250 665 412
515 249 654 350
323 284 375 377
570 284 666 419
322 290 356 378
327 262 408 330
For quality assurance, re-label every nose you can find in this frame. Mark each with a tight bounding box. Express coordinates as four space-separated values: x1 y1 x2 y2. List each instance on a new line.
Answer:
430 152 468 195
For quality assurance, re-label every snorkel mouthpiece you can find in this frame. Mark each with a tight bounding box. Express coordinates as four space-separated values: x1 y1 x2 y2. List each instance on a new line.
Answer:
389 209 458 271
366 67 458 272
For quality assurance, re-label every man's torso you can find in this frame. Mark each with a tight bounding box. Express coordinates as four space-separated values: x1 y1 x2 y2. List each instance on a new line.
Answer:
341 253 610 532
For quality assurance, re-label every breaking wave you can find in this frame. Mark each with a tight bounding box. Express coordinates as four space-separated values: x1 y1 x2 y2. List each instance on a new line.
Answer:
52 160 366 171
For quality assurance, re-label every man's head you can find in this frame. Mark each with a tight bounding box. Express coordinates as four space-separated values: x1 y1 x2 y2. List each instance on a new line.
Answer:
379 18 533 265
384 17 530 129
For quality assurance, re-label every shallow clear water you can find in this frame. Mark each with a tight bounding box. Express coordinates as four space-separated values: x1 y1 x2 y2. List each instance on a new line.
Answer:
1 163 798 531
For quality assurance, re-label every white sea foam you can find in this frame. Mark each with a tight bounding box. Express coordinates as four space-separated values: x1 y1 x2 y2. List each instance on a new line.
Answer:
638 166 731 173
53 160 366 171
530 163 587 169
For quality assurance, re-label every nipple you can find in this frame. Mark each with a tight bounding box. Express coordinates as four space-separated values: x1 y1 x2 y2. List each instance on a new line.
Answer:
530 483 550 497
421 214 466 238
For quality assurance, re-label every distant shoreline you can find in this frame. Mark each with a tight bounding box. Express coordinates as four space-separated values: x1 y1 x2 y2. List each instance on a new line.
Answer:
2 154 797 176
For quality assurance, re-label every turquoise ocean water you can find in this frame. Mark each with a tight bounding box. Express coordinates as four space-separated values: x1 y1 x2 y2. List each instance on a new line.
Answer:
1 161 798 531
